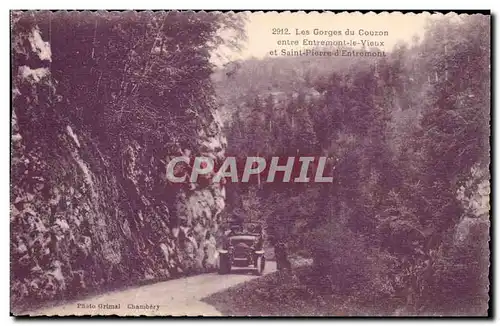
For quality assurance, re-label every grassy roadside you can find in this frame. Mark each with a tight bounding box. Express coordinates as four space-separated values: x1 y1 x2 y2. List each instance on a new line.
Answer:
201 265 403 317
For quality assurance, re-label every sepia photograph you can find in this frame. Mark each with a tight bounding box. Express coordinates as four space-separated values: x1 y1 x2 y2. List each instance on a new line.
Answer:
10 10 491 317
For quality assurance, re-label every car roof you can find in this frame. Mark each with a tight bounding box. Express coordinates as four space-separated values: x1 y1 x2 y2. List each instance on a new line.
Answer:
229 234 258 241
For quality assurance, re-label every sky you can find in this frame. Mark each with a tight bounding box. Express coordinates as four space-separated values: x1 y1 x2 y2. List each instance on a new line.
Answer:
216 12 439 63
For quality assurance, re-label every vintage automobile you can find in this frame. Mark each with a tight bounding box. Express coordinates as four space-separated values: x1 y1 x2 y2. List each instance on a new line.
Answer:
218 224 265 275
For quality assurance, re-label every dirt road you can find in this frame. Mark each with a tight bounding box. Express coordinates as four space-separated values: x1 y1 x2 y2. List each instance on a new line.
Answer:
28 261 277 317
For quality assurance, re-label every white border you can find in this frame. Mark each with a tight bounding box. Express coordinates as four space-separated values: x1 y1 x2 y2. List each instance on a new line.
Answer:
3 0 497 10
3 1 497 325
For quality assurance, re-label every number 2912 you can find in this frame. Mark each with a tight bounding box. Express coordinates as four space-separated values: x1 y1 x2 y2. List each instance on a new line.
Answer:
272 28 290 35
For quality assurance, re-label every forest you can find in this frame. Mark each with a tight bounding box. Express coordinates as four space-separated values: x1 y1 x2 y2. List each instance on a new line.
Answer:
215 14 490 315
10 11 490 316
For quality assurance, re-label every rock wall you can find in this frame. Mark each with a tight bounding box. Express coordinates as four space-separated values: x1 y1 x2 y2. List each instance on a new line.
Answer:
455 163 490 243
11 16 226 311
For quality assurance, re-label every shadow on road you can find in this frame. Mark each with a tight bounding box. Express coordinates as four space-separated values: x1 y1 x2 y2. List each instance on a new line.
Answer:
226 267 260 275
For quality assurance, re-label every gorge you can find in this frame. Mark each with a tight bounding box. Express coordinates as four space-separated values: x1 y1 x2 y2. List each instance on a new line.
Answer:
10 11 232 312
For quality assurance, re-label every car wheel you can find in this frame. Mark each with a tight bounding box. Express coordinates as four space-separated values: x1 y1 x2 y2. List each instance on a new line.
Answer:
219 255 230 274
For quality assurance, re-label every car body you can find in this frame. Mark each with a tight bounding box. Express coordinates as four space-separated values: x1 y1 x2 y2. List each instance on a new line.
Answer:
218 227 265 275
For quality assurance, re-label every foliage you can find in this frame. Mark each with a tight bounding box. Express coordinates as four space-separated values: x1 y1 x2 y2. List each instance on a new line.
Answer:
219 14 490 315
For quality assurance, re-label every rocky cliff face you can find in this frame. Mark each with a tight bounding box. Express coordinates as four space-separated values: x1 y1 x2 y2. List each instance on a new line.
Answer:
11 17 226 311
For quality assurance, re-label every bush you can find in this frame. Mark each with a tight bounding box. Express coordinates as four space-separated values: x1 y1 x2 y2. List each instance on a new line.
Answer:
309 221 391 297
419 220 490 315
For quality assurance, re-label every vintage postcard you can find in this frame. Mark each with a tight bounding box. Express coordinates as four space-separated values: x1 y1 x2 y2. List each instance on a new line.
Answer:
10 10 491 317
